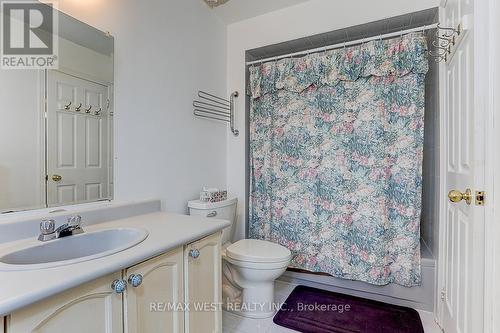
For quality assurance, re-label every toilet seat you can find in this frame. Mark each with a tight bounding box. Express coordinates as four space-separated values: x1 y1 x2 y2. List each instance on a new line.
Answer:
226 239 291 263
223 254 290 270
223 245 289 270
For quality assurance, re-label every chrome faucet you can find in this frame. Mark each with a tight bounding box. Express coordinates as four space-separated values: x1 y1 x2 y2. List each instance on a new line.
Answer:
38 215 84 241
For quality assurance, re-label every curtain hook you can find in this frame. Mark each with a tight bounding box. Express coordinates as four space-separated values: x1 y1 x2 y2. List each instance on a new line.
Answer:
419 25 425 40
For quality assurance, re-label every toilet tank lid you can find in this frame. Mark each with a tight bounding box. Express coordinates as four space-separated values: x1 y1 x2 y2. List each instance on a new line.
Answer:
188 197 237 210
226 239 291 263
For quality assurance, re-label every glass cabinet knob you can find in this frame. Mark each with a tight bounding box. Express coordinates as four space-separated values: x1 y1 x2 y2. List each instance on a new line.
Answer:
128 274 143 287
111 279 126 294
189 249 200 259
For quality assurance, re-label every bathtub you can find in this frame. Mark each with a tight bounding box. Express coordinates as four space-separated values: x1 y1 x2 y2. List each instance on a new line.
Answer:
278 242 436 311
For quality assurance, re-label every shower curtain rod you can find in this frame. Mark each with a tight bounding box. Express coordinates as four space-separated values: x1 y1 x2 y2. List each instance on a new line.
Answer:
246 23 438 66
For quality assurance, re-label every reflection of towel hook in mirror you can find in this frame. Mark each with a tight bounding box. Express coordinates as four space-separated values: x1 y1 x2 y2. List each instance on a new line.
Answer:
64 101 72 110
74 103 82 112
94 107 102 116
85 105 92 113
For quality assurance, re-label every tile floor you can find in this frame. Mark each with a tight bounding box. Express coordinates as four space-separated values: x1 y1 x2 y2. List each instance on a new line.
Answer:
222 281 442 333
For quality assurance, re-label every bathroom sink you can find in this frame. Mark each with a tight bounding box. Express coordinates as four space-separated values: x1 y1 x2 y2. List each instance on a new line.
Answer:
0 228 149 271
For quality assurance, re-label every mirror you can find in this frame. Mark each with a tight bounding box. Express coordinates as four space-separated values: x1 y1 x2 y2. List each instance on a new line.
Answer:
0 5 114 213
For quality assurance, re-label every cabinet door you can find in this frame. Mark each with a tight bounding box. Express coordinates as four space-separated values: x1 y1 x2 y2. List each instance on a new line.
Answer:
185 232 222 333
124 247 184 333
7 272 123 333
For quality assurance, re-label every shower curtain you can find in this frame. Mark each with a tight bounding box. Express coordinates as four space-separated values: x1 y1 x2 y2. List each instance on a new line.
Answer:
249 33 428 287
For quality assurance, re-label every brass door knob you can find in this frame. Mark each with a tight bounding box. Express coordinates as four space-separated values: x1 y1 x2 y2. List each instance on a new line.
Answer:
448 189 472 205
52 174 62 182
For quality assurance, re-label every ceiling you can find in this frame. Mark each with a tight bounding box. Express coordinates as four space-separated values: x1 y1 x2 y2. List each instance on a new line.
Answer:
209 0 312 24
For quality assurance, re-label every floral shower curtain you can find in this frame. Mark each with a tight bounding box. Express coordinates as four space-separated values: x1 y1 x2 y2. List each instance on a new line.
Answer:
248 33 428 287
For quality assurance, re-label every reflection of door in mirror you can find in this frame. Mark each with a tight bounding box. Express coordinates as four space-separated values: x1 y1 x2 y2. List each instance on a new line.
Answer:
46 71 112 207
0 8 114 213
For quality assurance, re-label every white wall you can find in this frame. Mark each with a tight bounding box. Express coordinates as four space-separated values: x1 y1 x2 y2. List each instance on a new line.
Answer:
0 71 44 212
54 0 228 213
226 0 440 240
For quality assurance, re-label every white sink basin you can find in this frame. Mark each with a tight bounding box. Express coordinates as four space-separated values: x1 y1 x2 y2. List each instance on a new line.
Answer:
0 228 149 271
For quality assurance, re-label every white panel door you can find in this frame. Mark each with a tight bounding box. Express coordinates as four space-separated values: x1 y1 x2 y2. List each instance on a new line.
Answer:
46 71 111 206
439 0 485 332
7 272 123 333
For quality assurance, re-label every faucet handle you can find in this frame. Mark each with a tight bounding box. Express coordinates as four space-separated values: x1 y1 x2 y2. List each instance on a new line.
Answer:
40 219 56 235
67 215 82 227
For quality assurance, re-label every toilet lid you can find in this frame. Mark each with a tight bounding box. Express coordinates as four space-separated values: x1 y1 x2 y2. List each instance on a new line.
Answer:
226 239 291 263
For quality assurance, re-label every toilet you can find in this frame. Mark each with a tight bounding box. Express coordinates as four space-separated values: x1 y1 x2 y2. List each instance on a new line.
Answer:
188 197 291 318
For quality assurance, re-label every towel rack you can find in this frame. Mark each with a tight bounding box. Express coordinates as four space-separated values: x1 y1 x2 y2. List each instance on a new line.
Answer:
193 90 239 136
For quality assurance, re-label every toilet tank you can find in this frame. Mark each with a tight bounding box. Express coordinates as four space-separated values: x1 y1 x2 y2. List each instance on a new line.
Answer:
188 197 237 244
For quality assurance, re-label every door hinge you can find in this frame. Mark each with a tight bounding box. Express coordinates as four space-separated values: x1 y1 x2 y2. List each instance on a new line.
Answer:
440 288 446 301
45 175 48 181
475 191 485 206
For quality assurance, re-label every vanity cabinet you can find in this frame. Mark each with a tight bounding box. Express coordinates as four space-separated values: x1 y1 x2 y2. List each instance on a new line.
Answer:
5 232 222 333
124 247 184 333
184 232 222 333
6 272 123 333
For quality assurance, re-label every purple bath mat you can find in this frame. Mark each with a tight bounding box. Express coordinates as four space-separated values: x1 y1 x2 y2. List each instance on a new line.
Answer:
273 285 424 333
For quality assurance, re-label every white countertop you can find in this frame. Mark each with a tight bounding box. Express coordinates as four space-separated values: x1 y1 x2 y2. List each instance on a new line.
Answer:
0 212 231 316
